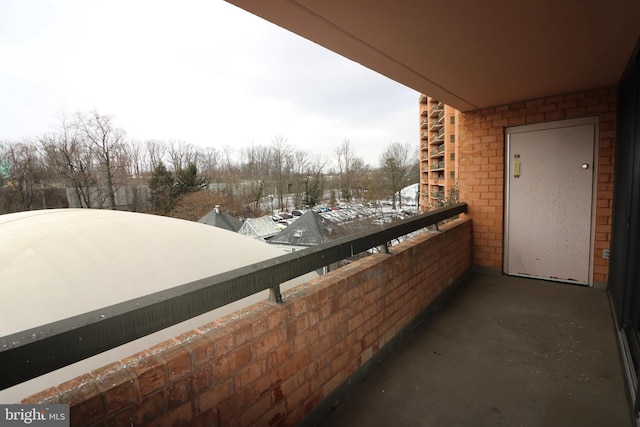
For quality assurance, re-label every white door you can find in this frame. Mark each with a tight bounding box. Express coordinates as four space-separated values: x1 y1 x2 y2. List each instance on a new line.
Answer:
504 118 597 285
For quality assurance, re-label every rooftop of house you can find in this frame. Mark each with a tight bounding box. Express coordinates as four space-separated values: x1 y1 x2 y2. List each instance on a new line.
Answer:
197 205 243 232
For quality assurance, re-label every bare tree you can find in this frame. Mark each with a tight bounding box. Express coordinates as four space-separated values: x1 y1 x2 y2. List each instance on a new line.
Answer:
291 149 309 208
76 111 127 209
241 144 270 214
335 138 367 203
123 140 145 178
213 145 236 184
270 136 293 210
0 140 44 211
167 140 198 172
378 142 418 210
199 146 219 180
303 156 327 207
350 157 370 201
41 115 96 208
145 140 166 172
120 140 151 211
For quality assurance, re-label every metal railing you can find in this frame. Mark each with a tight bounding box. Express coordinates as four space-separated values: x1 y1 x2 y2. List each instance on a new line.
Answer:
429 102 443 117
0 203 467 390
429 119 444 131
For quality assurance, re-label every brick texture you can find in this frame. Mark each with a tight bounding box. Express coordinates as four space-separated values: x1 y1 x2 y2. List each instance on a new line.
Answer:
22 218 473 426
458 88 616 284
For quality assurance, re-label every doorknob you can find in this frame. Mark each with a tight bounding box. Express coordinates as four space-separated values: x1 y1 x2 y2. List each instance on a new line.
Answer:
581 163 589 170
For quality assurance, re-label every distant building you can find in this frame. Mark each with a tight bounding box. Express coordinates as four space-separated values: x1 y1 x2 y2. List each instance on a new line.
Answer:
269 210 349 248
197 205 242 232
238 215 282 241
419 95 460 211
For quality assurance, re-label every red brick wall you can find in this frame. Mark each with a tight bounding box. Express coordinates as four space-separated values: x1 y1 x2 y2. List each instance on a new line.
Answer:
22 218 472 426
458 88 616 285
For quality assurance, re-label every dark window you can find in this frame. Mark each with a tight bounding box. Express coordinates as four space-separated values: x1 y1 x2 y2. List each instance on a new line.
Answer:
450 153 455 161
450 134 455 143
450 116 455 125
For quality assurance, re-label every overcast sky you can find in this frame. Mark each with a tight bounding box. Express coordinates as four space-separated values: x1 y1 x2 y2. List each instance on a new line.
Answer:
0 0 419 166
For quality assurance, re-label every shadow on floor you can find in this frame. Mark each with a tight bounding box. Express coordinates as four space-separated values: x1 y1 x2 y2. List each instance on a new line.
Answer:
315 273 631 427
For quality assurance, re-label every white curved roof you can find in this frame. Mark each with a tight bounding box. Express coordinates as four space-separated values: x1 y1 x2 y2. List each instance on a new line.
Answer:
0 208 315 402
0 208 297 335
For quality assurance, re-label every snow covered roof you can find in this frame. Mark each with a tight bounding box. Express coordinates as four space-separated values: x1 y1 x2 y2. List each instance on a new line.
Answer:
0 208 316 401
269 211 348 246
238 215 281 240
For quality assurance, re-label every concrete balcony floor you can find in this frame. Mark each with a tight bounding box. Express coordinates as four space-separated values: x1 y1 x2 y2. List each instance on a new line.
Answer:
317 273 632 426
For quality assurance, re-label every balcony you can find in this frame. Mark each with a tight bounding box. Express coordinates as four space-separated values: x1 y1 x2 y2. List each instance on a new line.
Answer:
4 204 630 426
420 118 429 128
429 160 445 170
429 117 444 132
429 102 443 117
429 148 443 158
430 133 444 144
317 273 630 426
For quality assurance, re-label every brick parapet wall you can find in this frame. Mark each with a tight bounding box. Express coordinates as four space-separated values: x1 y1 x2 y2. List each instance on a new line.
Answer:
22 218 473 426
458 88 616 284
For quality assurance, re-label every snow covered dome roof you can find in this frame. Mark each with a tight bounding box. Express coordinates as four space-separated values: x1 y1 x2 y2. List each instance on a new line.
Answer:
1 208 316 402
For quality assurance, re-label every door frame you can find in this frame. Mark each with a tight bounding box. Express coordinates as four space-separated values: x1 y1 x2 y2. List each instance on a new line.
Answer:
503 116 599 286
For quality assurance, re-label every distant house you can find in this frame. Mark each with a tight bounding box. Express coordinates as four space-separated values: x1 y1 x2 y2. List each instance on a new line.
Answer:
197 205 242 232
238 215 282 241
268 210 348 247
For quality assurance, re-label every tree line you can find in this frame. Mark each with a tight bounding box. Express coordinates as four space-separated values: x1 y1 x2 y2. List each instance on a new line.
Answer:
0 110 419 219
